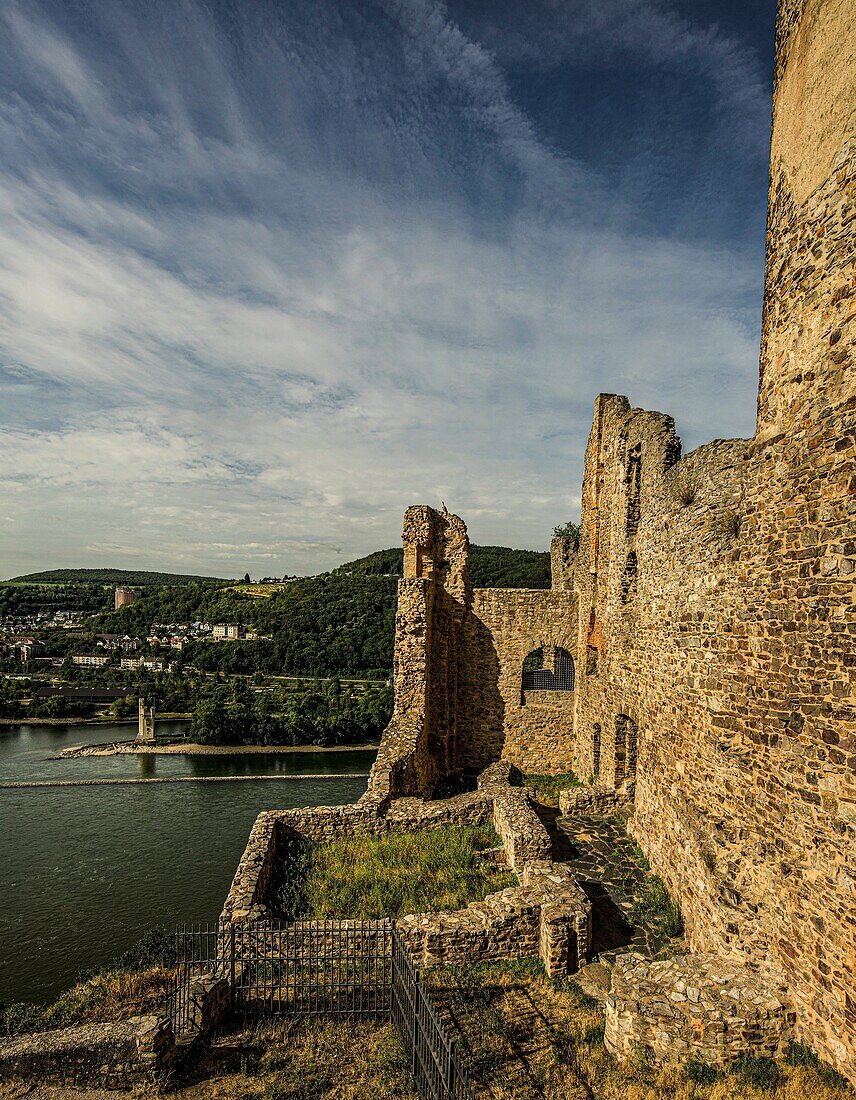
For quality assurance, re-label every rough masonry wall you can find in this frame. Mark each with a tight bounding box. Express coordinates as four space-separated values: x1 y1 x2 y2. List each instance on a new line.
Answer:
359 4 853 1074
570 0 855 1075
368 507 580 793
460 587 578 774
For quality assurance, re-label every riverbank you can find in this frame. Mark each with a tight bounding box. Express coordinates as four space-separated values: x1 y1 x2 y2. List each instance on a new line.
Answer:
55 740 380 759
0 713 189 727
1 772 370 789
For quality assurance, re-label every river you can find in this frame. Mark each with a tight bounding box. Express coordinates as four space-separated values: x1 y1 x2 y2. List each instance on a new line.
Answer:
0 722 375 1004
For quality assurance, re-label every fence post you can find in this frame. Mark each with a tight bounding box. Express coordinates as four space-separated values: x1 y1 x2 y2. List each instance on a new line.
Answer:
229 924 235 1012
445 1038 456 1095
412 969 421 1083
389 921 396 1022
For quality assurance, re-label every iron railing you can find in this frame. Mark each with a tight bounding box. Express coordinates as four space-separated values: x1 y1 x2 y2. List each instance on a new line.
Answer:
391 930 473 1100
233 919 393 1018
165 919 473 1100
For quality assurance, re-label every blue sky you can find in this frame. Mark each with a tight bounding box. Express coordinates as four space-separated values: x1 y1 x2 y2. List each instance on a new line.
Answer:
0 0 775 578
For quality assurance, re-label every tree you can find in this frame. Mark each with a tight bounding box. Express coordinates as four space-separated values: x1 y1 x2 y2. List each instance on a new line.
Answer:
190 694 230 744
242 572 251 584
552 521 581 547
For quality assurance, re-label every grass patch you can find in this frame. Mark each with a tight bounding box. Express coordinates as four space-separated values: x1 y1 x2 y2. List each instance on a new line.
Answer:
171 1019 415 1099
685 1059 722 1084
735 1055 781 1091
523 772 581 808
281 824 515 920
787 1043 853 1090
632 875 684 938
0 966 174 1037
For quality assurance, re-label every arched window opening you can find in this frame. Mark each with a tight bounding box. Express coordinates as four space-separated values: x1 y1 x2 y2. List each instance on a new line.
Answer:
522 646 575 693
620 551 638 603
592 723 601 776
626 443 642 536
615 714 637 784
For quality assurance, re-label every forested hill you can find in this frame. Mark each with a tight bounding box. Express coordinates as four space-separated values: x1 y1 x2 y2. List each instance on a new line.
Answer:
337 545 551 589
94 574 398 678
7 568 229 585
90 544 552 679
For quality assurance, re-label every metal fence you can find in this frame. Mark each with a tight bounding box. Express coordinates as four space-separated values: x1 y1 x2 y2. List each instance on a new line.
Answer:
390 931 473 1100
166 919 473 1100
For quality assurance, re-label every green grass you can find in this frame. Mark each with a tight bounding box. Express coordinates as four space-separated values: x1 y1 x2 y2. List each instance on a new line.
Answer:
631 874 684 938
281 825 515 920
0 967 174 1037
523 772 581 807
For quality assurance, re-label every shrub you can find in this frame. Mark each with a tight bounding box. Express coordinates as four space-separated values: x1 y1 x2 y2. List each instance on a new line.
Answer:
523 772 581 807
786 1041 852 1089
712 508 742 540
734 1054 781 1091
673 475 697 507
685 1059 721 1084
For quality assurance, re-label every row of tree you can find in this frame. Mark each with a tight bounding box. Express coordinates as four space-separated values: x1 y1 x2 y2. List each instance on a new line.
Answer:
187 680 392 747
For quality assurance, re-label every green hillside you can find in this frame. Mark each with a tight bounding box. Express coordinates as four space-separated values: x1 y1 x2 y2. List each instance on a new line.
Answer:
94 573 397 679
6 568 231 585
88 543 551 679
338 545 551 589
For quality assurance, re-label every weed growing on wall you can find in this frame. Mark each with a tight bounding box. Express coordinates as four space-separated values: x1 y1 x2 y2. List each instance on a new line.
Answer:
523 772 581 807
632 876 684 939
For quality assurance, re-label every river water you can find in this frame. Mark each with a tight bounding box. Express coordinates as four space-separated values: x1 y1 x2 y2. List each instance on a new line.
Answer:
0 722 374 1004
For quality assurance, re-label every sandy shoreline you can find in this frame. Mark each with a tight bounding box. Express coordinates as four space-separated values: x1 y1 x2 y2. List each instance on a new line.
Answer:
0 715 188 727
55 740 379 759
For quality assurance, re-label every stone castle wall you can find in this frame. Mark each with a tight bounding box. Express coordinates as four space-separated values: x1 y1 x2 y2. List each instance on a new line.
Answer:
569 0 855 1075
460 587 578 773
365 510 580 801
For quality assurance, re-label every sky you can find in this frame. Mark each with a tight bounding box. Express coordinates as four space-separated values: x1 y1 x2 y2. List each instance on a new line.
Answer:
0 0 776 579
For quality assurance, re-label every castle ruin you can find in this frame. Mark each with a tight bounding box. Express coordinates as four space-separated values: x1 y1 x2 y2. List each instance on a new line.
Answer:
362 0 855 1080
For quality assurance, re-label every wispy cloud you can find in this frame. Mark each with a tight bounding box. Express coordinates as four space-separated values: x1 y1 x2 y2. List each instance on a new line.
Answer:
0 0 770 577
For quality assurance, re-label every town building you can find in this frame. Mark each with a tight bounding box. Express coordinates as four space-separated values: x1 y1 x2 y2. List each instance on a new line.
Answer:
71 654 111 668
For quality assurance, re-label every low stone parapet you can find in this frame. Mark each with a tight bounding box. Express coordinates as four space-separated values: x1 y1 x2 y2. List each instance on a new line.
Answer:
399 886 541 968
0 1014 175 1089
222 810 282 923
605 952 796 1066
221 763 592 980
559 784 621 817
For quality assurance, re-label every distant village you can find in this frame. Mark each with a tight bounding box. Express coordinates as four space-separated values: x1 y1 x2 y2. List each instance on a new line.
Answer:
0 586 269 671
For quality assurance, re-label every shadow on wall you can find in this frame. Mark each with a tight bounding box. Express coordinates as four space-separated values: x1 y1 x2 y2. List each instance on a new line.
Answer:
460 615 506 773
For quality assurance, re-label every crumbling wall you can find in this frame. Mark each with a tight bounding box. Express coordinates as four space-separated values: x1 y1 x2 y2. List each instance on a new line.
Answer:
0 1016 175 1090
367 505 579 791
460 588 578 773
365 505 471 802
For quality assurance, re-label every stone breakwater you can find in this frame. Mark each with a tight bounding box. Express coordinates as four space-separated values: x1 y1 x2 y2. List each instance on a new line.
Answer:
0 773 369 789
57 740 379 758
